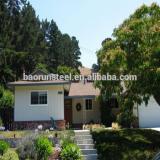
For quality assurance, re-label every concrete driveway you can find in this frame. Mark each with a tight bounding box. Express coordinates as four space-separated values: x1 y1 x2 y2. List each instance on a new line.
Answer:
150 128 160 132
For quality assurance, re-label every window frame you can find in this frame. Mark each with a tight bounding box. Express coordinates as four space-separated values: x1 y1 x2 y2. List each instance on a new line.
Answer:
85 99 93 110
29 90 48 106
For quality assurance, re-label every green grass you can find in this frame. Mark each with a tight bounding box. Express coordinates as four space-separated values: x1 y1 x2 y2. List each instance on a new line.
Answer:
0 130 74 138
92 129 160 160
0 131 31 138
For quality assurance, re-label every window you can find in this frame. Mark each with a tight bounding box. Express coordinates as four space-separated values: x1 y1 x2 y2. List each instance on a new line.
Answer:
85 99 92 110
31 91 47 105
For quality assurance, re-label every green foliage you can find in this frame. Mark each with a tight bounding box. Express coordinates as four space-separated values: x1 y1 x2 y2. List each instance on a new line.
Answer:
60 131 75 148
35 63 48 73
122 150 155 160
17 134 37 160
0 0 81 86
0 140 9 155
96 3 160 127
117 112 132 128
92 63 99 72
57 65 79 76
0 86 4 99
92 129 160 160
0 86 14 108
60 131 81 160
100 98 116 126
60 143 82 160
35 137 52 160
0 149 19 160
0 118 3 126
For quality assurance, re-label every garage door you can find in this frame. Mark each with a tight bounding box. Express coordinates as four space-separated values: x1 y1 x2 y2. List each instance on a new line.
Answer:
139 97 160 128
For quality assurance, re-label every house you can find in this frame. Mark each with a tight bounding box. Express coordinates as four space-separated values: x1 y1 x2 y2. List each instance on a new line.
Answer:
133 96 160 128
9 68 160 129
8 68 101 129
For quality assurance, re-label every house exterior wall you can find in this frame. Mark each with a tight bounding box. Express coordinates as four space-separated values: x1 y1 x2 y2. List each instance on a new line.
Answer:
72 98 84 124
134 96 160 128
14 85 64 122
72 98 100 124
85 99 101 123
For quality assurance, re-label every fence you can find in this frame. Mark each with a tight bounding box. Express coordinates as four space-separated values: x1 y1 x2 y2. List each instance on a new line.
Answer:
0 107 14 130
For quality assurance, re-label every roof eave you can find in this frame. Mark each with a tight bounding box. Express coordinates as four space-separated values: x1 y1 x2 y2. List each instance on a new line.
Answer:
65 95 99 99
8 81 70 87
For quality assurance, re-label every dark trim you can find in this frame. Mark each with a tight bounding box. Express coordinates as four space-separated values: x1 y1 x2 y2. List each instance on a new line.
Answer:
8 81 70 86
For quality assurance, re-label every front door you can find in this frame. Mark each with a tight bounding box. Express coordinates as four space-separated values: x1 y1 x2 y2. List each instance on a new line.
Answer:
64 99 72 124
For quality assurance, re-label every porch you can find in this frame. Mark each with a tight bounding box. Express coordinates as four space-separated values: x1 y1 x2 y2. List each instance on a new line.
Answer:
64 82 101 128
64 96 101 127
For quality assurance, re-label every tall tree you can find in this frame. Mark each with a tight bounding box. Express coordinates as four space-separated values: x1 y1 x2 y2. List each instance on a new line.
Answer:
0 0 82 85
97 3 160 127
47 20 62 71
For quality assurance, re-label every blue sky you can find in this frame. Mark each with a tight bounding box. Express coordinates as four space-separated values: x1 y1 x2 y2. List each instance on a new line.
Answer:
29 0 159 68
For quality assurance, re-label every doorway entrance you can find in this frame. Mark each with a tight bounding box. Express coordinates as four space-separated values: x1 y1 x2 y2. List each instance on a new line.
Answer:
64 99 72 124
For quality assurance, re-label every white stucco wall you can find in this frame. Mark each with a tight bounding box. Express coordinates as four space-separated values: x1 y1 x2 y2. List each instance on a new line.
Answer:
72 98 100 124
135 96 160 128
14 85 64 121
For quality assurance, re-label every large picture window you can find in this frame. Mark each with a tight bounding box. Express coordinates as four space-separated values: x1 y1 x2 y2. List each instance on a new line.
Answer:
85 99 92 110
31 91 47 105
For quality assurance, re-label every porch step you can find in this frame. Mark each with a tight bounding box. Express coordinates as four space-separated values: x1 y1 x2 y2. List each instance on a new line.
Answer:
74 130 98 160
76 139 93 144
82 154 98 160
75 130 90 136
78 144 94 149
81 149 97 155
75 135 92 140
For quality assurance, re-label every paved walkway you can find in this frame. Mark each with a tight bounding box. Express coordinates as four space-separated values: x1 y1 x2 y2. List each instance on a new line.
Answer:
144 128 160 132
151 128 160 132
74 130 98 160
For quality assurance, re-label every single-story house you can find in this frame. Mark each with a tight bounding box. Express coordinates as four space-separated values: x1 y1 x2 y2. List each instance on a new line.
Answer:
8 68 102 129
8 68 160 129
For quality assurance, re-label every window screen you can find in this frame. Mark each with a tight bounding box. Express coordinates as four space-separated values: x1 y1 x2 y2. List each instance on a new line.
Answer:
31 91 47 105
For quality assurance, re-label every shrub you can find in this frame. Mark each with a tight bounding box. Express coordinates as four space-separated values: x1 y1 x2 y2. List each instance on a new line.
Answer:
0 86 4 99
0 118 3 126
60 131 74 147
0 140 9 155
60 143 82 160
99 98 116 127
122 150 155 160
17 134 38 160
0 87 14 108
0 149 19 160
117 112 134 128
92 129 160 160
35 136 52 160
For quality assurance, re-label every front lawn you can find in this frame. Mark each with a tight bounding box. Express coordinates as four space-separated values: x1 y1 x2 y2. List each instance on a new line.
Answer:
0 131 31 138
0 130 74 139
0 130 76 160
92 129 160 160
